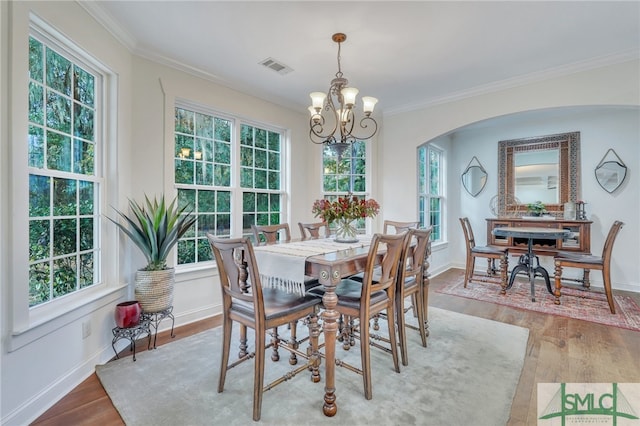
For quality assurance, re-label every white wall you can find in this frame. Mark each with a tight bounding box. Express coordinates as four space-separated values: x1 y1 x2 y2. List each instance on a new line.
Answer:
127 55 315 329
382 61 640 291
1 2 135 425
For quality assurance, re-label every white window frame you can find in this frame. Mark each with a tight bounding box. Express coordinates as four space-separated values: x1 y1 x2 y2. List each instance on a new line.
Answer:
7 15 120 350
417 143 446 244
172 100 288 269
320 141 374 233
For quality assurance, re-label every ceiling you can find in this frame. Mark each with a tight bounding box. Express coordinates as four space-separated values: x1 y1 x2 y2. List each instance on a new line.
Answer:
84 1 640 116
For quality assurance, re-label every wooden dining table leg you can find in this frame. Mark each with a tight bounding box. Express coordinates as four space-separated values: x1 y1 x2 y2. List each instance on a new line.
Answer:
319 269 339 417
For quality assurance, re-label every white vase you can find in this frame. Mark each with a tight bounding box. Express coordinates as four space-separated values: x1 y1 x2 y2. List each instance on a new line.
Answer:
334 218 358 243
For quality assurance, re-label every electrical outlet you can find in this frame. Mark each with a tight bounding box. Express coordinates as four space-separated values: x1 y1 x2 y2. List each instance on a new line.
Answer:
82 321 91 339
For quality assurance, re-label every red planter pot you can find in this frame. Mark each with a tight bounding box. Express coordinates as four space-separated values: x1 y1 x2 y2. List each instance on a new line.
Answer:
115 301 142 328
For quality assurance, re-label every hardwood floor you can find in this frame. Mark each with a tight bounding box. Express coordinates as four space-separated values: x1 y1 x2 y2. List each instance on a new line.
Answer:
31 268 640 425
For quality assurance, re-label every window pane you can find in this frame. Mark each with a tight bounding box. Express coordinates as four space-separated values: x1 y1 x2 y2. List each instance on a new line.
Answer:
29 220 50 262
47 131 72 172
53 177 76 216
29 262 51 306
29 37 43 83
28 34 100 307
74 66 95 106
29 174 50 216
46 48 72 96
29 82 44 125
46 90 71 134
73 103 94 141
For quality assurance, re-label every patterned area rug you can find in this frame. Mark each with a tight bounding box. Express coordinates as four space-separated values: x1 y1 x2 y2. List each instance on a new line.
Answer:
437 271 640 332
96 308 528 425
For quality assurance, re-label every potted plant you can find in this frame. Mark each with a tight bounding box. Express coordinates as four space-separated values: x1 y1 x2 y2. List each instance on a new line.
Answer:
526 200 547 217
109 195 196 313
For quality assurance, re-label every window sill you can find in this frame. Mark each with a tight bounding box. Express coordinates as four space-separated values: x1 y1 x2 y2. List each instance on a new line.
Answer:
8 284 127 352
430 240 448 252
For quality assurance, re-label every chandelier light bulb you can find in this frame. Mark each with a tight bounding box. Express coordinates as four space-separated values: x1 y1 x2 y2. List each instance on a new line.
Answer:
310 92 327 111
362 96 378 115
341 87 359 108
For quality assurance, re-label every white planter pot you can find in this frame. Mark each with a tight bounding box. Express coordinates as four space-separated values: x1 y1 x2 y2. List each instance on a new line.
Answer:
134 268 175 313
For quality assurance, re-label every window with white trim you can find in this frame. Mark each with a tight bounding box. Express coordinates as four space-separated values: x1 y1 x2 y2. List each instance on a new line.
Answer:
418 144 444 241
174 105 285 265
321 141 369 231
27 31 102 307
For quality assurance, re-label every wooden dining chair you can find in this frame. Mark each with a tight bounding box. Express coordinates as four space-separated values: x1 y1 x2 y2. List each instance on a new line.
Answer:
553 221 624 314
207 235 322 421
251 223 291 244
298 221 330 240
395 227 431 365
383 220 419 234
459 217 509 292
309 233 405 400
253 222 320 364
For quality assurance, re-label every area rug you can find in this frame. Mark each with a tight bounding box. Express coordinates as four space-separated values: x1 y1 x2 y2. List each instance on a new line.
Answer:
96 307 529 426
437 271 640 332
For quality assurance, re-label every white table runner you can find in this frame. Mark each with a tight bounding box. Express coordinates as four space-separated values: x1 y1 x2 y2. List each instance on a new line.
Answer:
253 236 373 296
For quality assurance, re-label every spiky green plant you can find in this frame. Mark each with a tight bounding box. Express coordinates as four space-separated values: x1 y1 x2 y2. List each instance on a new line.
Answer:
109 195 196 271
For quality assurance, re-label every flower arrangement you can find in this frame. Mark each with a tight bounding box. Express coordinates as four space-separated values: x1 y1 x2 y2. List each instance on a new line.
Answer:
311 194 379 242
311 194 380 223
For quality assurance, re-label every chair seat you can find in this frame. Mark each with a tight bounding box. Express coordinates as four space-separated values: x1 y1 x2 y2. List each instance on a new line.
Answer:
471 245 508 256
555 251 603 266
307 279 388 309
232 288 321 321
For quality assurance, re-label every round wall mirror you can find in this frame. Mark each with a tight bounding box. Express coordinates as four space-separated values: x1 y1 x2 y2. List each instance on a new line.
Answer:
595 149 627 193
461 156 487 197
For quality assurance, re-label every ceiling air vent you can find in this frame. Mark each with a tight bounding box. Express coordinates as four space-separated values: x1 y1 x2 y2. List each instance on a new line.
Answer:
259 57 293 75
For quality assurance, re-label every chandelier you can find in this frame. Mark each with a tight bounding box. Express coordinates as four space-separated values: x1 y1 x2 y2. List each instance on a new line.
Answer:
308 33 378 157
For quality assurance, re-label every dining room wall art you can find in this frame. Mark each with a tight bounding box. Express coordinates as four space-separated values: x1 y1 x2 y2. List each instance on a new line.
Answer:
595 148 627 194
461 156 488 197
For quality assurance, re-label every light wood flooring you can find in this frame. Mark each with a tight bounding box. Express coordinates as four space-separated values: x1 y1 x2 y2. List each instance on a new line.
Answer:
32 268 640 425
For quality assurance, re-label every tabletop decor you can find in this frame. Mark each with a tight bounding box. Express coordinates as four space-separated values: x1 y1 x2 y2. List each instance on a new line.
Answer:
312 194 379 242
526 200 547 216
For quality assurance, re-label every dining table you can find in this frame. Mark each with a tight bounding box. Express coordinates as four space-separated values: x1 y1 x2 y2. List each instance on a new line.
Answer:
252 235 431 417
492 226 570 302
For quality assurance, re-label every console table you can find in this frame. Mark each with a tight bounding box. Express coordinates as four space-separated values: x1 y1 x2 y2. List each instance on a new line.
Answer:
487 218 592 285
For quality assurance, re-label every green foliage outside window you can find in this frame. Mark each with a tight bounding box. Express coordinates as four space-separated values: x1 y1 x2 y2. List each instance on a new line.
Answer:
175 107 284 257
28 36 98 307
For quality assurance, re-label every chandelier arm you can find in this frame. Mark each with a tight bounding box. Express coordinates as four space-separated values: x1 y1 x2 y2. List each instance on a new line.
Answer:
345 116 378 141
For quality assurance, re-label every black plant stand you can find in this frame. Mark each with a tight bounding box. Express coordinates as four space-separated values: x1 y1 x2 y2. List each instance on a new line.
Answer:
141 306 175 348
111 318 152 361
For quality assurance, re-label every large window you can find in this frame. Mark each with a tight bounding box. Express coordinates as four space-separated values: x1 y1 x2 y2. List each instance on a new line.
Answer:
322 141 369 231
27 33 101 307
418 144 444 241
174 105 284 265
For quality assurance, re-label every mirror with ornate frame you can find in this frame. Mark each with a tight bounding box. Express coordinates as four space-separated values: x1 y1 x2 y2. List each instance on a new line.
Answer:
595 148 627 194
461 156 488 197
498 131 580 217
